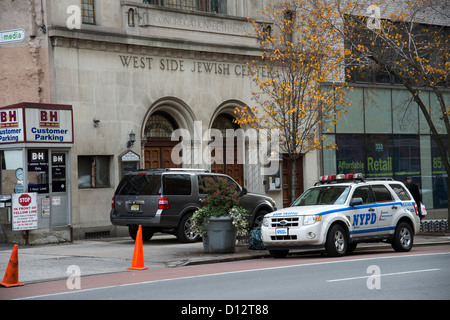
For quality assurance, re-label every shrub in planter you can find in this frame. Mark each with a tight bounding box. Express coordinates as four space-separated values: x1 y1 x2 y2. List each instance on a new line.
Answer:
192 179 248 252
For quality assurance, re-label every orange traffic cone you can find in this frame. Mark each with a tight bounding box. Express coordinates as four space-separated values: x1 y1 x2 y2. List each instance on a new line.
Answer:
0 245 24 288
127 225 148 270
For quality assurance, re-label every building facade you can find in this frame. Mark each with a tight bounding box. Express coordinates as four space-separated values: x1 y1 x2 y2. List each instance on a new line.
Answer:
2 0 314 241
323 85 449 211
0 0 447 242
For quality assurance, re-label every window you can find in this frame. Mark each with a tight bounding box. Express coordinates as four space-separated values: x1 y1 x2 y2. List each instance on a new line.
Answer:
163 174 192 195
143 0 227 14
344 17 449 87
0 150 23 194
78 156 110 188
198 175 216 194
166 0 197 10
389 184 411 201
335 134 421 181
293 186 350 206
116 174 161 195
372 185 394 202
145 112 178 139
217 175 240 192
81 0 95 25
352 186 372 204
211 114 239 136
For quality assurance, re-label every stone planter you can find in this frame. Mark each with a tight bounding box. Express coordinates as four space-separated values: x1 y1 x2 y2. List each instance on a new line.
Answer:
202 216 237 253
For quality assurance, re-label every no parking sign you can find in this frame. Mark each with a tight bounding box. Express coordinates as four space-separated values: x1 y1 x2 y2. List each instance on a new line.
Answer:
12 193 38 231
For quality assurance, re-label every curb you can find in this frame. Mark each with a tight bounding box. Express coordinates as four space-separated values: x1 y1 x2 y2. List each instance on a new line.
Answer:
184 237 450 265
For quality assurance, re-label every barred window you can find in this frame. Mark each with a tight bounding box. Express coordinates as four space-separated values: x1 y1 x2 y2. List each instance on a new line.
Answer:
144 112 178 139
82 0 95 24
166 0 197 11
143 0 227 14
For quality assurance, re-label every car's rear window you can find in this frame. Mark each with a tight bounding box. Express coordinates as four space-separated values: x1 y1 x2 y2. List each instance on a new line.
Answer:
115 174 161 196
372 184 394 202
163 174 192 195
389 184 411 201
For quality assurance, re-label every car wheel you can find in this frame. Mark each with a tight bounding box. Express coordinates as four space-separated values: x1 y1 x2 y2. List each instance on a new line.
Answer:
177 213 200 243
253 210 268 228
325 224 347 257
392 222 413 252
128 225 154 242
269 250 289 258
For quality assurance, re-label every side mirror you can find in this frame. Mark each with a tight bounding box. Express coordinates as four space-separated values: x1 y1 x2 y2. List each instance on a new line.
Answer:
350 197 363 206
239 188 248 197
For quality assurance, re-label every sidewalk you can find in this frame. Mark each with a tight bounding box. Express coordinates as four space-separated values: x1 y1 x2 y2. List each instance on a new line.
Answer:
0 233 449 285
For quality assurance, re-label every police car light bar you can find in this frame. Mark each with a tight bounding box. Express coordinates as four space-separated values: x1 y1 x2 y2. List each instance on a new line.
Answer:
319 173 365 183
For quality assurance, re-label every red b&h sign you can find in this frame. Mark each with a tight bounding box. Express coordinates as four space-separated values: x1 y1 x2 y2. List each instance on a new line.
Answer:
0 109 18 128
40 110 60 128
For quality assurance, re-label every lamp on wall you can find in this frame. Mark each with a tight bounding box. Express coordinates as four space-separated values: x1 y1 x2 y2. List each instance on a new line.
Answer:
127 130 136 148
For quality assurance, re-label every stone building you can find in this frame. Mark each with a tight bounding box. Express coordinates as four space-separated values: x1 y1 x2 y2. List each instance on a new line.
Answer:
2 0 312 242
0 0 447 243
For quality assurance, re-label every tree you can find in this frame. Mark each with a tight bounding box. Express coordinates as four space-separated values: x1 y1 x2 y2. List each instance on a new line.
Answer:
311 0 449 227
235 0 351 203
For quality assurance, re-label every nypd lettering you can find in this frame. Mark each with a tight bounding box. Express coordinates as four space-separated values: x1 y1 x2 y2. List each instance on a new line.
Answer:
352 213 377 227
273 212 297 216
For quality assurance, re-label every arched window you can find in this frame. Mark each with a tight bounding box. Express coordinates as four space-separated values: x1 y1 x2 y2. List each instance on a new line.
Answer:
144 112 178 139
211 114 239 136
128 8 135 27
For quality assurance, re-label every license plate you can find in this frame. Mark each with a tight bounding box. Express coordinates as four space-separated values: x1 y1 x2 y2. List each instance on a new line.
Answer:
276 228 288 236
130 205 140 211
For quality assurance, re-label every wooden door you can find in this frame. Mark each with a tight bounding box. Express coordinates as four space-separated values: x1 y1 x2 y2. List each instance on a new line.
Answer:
145 147 161 169
210 140 244 187
144 141 181 170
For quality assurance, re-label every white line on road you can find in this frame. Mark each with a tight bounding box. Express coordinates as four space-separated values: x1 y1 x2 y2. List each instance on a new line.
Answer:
326 268 441 282
18 252 449 299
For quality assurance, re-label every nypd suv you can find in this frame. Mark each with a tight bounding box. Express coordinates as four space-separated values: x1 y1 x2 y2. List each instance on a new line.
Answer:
261 174 421 257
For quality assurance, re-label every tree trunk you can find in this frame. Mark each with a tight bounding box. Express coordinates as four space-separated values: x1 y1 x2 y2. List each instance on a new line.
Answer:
291 157 297 204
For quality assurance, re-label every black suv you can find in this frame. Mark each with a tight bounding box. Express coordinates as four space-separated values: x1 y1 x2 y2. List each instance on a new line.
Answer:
110 169 277 242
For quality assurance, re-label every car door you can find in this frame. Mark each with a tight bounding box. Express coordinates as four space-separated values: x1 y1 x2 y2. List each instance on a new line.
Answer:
373 184 401 235
162 173 193 225
349 185 378 237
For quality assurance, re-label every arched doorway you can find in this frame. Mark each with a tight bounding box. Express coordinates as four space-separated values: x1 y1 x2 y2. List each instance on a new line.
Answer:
143 111 181 169
210 113 244 187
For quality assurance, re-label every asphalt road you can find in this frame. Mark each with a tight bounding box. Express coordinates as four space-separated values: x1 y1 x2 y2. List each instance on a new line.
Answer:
9 245 449 301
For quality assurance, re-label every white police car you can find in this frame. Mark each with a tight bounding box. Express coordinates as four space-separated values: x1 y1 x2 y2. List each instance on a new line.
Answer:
261 174 421 257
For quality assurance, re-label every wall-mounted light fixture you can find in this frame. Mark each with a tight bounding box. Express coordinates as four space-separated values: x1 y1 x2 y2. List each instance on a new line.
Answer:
93 118 100 127
127 130 136 148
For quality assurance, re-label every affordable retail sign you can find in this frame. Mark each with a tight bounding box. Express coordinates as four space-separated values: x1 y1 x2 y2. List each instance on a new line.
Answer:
12 193 38 231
